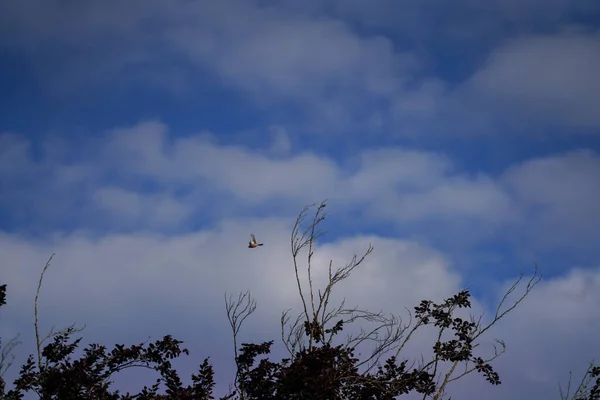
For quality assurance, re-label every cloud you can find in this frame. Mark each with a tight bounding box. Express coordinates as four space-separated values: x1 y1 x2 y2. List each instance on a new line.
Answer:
0 122 513 242
342 148 516 232
92 187 191 228
101 121 339 204
466 29 600 129
501 149 600 254
2 0 599 136
0 0 415 132
2 121 599 261
169 8 409 99
158 1 420 133
278 0 598 46
101 122 518 226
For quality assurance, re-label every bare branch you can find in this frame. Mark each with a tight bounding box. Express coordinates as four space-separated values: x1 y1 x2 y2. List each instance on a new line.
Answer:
291 204 314 340
291 200 330 350
307 200 327 319
281 309 305 358
474 265 541 342
559 360 599 400
33 254 85 371
0 334 21 378
393 318 425 360
284 201 540 399
289 199 398 377
35 253 55 369
430 267 541 399
225 290 257 398
352 314 410 373
560 370 574 400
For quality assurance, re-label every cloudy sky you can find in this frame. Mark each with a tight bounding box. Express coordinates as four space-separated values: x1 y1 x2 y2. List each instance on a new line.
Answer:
1 0 600 398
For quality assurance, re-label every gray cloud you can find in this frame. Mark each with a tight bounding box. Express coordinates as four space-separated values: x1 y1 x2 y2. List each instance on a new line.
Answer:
0 222 461 391
92 187 191 228
1 216 598 398
501 149 600 254
467 29 600 129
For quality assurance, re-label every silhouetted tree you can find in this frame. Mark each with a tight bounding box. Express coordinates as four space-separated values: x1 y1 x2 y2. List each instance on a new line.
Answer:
1 262 216 400
1 201 546 399
560 361 600 400
224 200 541 400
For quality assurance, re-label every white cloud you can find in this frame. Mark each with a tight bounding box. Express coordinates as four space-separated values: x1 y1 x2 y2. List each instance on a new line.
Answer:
3 122 600 257
171 10 406 99
97 122 524 227
102 121 340 204
0 221 460 376
92 186 191 228
310 236 461 309
0 0 416 130
342 148 516 226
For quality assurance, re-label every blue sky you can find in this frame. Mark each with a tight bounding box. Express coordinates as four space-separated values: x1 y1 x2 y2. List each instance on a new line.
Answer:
1 0 600 399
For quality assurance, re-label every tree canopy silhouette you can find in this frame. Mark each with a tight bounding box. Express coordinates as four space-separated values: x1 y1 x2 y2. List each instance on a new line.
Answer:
1 201 595 399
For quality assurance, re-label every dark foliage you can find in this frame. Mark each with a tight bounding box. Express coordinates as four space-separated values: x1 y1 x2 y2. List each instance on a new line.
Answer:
1 284 218 399
1 282 514 399
588 366 600 400
0 202 552 399
0 284 6 307
571 366 600 400
230 289 501 399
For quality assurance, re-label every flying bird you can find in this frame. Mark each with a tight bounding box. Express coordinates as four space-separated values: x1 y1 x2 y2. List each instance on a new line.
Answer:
248 234 264 248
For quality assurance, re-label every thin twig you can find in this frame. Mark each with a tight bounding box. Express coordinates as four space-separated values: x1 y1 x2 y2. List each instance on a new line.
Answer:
0 334 22 377
35 253 55 369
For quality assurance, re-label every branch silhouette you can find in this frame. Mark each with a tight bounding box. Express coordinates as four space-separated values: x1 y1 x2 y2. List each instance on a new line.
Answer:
1 201 547 400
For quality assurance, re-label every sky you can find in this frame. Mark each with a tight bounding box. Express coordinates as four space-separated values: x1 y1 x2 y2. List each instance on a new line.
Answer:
1 0 600 398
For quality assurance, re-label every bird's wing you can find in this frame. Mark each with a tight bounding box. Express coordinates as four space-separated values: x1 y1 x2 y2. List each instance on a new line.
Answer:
250 234 257 244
